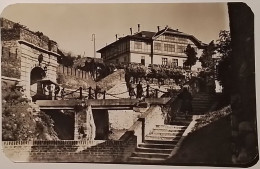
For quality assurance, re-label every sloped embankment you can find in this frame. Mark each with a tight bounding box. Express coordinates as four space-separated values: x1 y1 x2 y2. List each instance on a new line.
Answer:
166 106 232 165
56 72 96 90
97 69 125 91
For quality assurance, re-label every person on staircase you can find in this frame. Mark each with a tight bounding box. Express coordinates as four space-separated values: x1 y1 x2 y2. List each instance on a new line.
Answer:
178 86 193 118
54 84 60 100
136 81 143 99
129 81 136 99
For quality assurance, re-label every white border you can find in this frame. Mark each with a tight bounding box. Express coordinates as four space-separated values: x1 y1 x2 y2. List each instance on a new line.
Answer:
0 1 259 169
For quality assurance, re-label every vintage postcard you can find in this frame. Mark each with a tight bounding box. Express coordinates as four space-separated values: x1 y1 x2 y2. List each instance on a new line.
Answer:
0 1 259 168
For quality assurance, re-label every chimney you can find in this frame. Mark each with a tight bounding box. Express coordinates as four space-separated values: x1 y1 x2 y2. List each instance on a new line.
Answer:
157 26 160 32
138 24 140 32
130 27 132 35
115 34 118 40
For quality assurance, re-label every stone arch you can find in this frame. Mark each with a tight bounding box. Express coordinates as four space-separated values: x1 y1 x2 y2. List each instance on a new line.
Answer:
30 66 46 85
30 66 46 96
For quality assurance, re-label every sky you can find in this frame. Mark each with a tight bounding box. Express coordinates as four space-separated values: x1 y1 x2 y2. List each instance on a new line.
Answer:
1 3 229 58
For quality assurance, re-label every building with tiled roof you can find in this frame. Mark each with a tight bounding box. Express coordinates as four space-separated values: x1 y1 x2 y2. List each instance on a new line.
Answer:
97 26 207 68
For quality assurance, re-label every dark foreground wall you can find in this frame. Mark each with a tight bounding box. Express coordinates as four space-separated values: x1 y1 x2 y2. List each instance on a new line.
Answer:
228 2 258 166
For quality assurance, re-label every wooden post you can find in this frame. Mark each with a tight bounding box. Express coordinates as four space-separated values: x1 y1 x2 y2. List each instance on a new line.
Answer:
88 87 92 99
79 87 82 99
155 89 159 98
103 91 106 99
95 89 98 99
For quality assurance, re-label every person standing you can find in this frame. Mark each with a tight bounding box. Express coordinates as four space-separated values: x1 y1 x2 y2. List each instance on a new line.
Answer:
136 81 143 99
54 85 60 100
178 87 193 117
47 84 52 100
61 88 65 100
129 81 136 99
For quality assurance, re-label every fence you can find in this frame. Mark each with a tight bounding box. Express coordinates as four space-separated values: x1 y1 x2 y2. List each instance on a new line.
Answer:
57 65 89 80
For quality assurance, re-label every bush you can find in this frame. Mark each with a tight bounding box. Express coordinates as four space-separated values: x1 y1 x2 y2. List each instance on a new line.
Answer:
2 83 58 141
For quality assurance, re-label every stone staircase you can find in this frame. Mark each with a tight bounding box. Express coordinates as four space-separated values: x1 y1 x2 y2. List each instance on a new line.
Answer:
128 115 192 163
192 92 218 115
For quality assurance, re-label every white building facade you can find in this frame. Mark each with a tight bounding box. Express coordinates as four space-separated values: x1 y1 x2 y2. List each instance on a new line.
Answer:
98 28 207 69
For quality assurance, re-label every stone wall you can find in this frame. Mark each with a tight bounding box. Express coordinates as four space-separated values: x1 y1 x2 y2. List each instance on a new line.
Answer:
1 41 21 78
108 110 140 130
2 137 137 162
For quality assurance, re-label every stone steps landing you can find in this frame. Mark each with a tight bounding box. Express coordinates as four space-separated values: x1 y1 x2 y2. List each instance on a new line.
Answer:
128 121 190 163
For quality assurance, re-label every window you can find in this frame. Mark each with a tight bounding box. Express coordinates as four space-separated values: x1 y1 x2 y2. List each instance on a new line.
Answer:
141 56 145 65
177 37 188 43
154 42 161 50
164 44 175 52
162 58 168 65
177 45 185 53
134 42 142 49
124 56 127 62
165 35 175 41
172 59 178 67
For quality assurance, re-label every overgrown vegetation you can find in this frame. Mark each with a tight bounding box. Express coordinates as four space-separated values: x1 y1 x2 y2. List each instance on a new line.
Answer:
215 30 232 104
2 83 58 141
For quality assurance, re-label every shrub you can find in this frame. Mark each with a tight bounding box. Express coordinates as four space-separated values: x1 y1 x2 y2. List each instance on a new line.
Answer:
2 83 58 141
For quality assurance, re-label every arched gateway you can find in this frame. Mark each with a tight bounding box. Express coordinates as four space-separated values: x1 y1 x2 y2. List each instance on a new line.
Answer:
30 66 46 96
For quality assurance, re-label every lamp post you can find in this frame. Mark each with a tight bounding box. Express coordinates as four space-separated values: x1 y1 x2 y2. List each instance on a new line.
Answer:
92 34 96 58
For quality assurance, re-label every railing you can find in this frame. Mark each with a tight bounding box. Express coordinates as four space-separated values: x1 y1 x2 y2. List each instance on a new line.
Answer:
57 65 90 80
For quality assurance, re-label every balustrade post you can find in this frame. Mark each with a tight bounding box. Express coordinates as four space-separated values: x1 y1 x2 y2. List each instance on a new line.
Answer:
88 87 92 99
79 87 82 99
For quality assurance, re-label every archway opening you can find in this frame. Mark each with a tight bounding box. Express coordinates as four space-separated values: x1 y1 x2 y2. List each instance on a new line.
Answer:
30 67 46 95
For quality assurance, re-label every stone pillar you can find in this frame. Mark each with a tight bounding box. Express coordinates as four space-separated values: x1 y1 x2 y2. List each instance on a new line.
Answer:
74 105 96 140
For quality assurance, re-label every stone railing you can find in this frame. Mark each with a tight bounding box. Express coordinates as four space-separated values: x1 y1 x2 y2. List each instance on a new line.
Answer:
57 65 90 80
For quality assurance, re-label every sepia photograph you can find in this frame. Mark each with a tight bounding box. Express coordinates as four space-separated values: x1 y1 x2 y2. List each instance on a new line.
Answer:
0 1 258 168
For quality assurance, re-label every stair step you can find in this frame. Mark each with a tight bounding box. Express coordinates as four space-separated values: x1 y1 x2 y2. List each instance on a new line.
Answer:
128 156 165 163
153 128 185 133
138 143 175 149
150 131 182 136
170 121 191 126
131 152 170 159
144 139 178 145
135 147 173 154
155 125 187 130
146 134 181 140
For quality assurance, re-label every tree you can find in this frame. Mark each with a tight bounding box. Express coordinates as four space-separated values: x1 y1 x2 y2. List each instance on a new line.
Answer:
184 44 197 69
216 30 232 98
199 40 216 68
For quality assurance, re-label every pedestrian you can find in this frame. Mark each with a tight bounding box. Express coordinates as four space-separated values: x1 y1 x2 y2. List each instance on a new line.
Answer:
129 81 136 99
178 87 193 117
125 69 131 90
136 81 143 99
47 84 52 100
54 84 60 100
61 88 65 100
